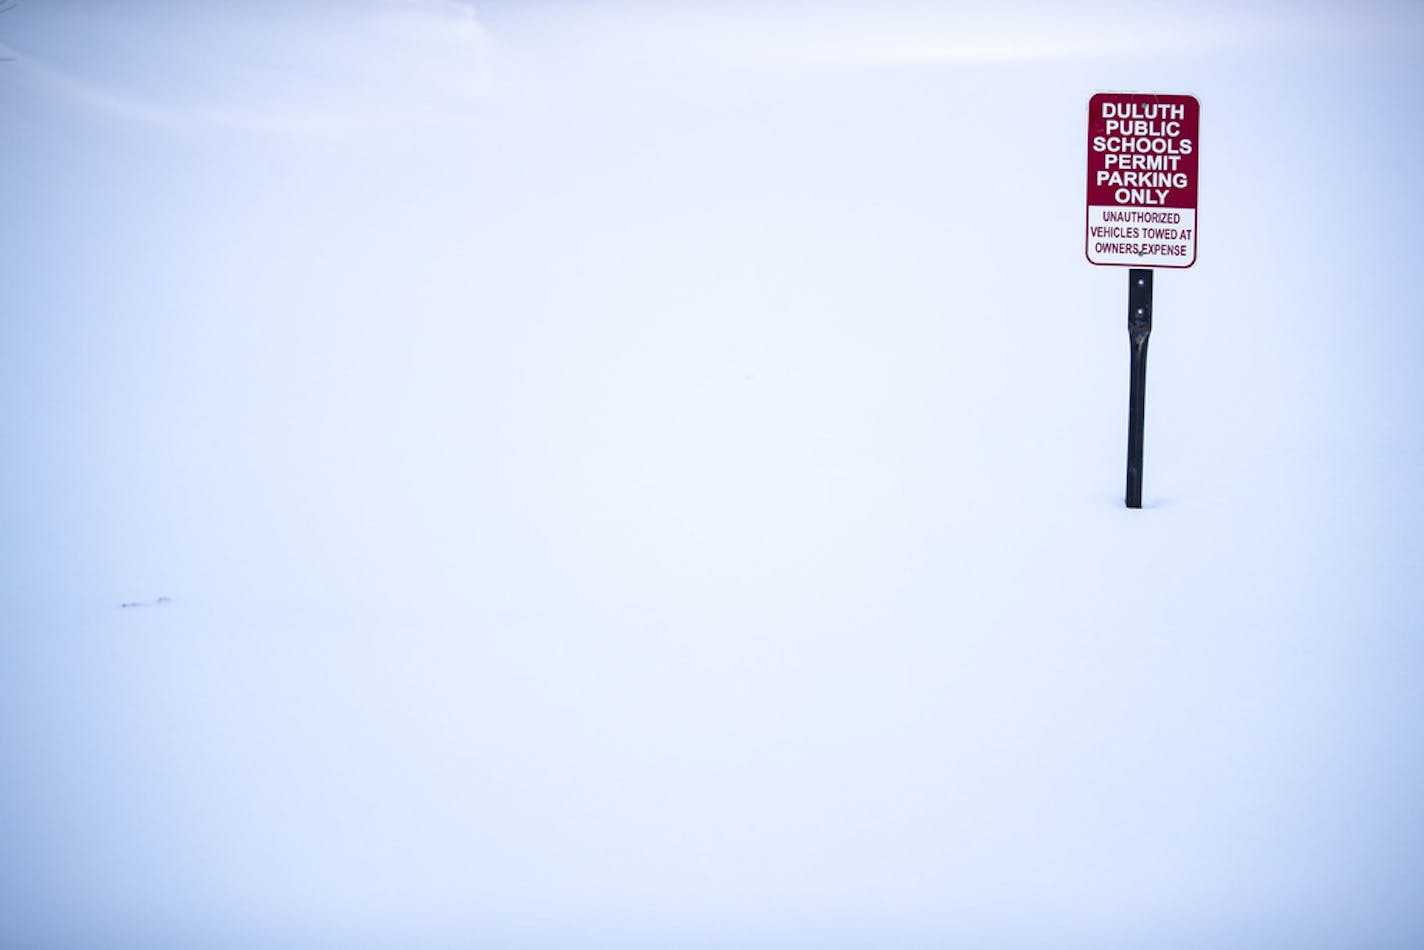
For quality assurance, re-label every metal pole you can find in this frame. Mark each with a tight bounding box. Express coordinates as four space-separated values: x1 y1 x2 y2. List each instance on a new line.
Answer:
1126 268 1153 508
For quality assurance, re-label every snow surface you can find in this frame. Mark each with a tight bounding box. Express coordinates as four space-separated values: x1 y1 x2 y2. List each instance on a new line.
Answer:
3 1 1424 946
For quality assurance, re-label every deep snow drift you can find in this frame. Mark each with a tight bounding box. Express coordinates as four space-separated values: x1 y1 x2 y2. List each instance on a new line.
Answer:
2 1 1423 947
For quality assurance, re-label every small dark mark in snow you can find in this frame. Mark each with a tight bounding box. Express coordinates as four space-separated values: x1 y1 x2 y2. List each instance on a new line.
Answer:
120 597 173 609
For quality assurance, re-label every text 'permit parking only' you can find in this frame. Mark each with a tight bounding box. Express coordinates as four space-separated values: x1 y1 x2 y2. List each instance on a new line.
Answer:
1086 93 1199 268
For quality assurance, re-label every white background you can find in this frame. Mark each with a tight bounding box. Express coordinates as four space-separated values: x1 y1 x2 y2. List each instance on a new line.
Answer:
1087 208 1197 266
2 1 1423 947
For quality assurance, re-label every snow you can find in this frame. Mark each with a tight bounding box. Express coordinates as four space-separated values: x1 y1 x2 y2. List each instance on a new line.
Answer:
2 1 1423 946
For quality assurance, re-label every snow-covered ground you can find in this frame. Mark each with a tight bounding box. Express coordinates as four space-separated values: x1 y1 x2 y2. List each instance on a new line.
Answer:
3 1 1423 946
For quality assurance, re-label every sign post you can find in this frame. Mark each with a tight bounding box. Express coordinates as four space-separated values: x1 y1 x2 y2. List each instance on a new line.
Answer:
1086 92 1199 508
1126 268 1152 508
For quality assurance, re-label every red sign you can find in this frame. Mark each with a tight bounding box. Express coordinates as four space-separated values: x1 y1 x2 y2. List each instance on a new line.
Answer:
1086 92 1199 268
